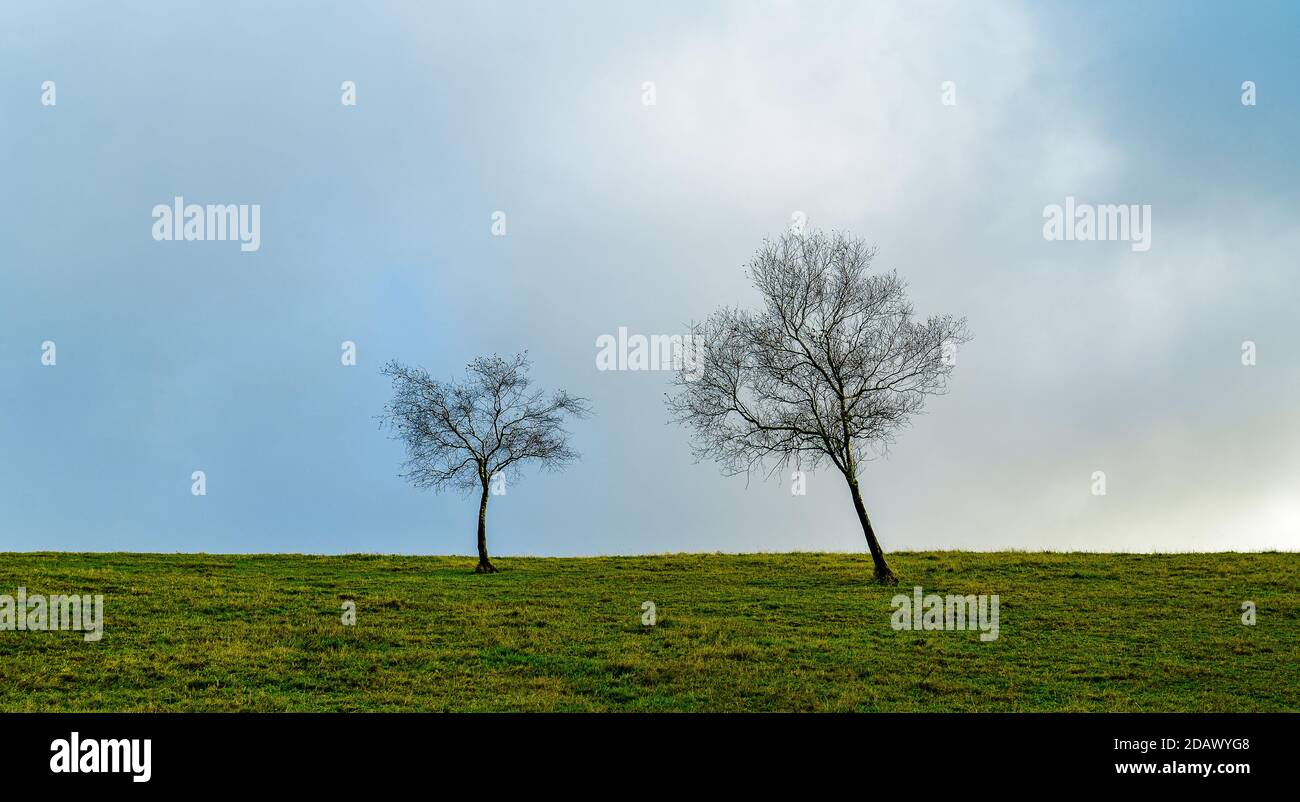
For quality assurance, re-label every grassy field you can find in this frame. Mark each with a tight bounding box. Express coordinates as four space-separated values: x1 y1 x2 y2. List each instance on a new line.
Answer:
0 551 1295 712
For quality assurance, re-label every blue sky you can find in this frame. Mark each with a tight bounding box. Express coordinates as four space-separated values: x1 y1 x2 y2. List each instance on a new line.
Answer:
2 1 1298 555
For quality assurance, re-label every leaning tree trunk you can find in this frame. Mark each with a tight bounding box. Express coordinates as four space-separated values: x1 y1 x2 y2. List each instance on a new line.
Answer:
475 483 497 574
847 476 898 584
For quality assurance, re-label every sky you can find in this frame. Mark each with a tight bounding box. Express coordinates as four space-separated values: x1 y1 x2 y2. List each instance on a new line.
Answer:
1 1 1298 555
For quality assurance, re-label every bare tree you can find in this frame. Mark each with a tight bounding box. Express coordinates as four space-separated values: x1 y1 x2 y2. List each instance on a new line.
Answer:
666 230 970 583
380 353 592 573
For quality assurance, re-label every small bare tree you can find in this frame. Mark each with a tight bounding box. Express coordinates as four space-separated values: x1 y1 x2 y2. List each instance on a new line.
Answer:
380 353 592 573
667 230 970 583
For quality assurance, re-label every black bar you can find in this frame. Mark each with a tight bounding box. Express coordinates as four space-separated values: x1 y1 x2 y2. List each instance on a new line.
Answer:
3 712 1287 789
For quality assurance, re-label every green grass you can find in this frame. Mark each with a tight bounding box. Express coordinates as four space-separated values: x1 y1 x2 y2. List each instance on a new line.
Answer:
0 551 1295 711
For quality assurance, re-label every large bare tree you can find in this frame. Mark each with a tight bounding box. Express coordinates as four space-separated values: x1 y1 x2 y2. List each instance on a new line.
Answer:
380 353 592 573
666 230 970 583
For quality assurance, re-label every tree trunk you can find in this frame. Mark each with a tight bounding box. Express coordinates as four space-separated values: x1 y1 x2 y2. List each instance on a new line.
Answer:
474 483 497 574
847 476 897 584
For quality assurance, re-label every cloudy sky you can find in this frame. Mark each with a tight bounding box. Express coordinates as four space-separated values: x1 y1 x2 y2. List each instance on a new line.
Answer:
2 1 1297 555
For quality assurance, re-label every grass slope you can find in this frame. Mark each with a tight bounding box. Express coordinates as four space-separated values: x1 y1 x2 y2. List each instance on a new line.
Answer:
0 551 1296 712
